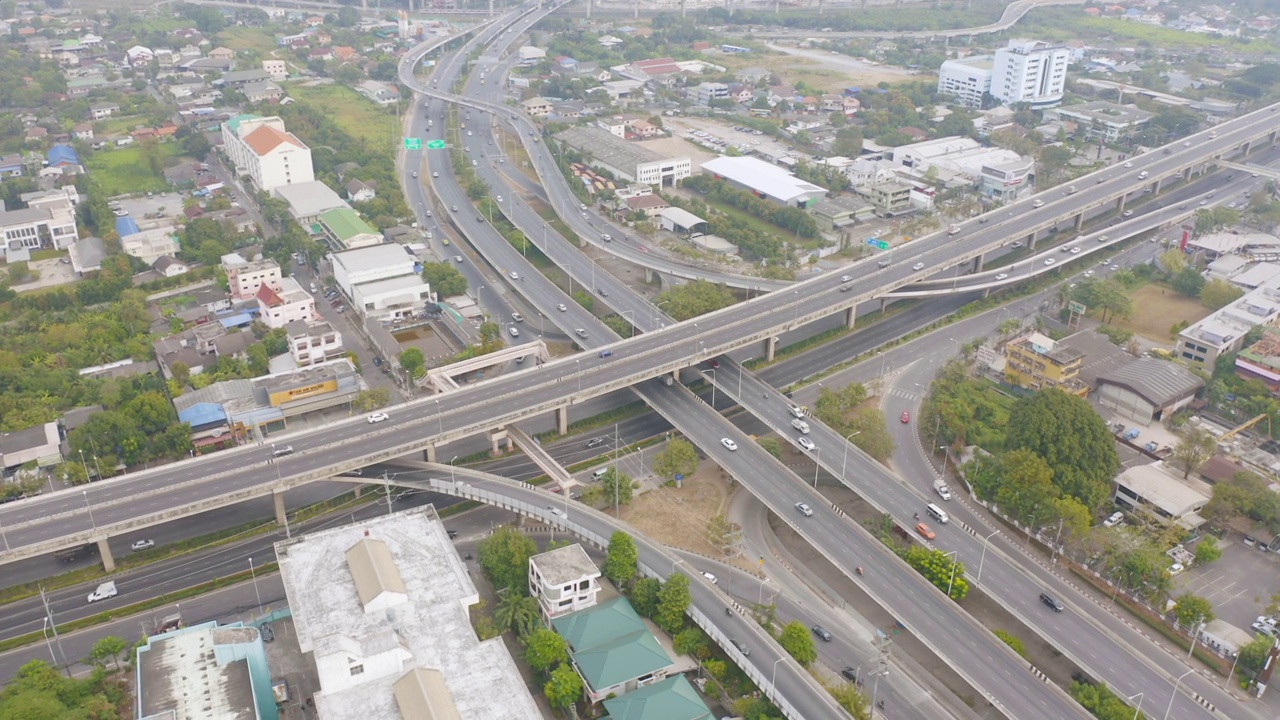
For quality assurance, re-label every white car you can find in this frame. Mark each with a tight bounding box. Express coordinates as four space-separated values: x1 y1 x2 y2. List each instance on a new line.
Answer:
840 275 853 283
795 502 814 517
1102 511 1123 528
701 572 718 585
797 436 816 451
557 303 567 312
130 539 155 552
496 195 503 202
454 255 464 263
1098 235 1109 243
1043 258 1056 266
721 438 738 451
367 412 389 424
1070 247 1081 255
1123 162 1133 168
994 273 1009 281
508 271 520 280
912 262 925 271
1168 562 1185 576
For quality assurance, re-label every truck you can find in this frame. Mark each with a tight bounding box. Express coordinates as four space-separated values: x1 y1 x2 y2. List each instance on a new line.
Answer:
54 543 96 563
87 581 117 603
947 224 960 235
934 479 952 501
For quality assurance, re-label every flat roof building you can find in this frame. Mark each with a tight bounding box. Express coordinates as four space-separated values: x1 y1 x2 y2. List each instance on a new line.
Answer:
529 544 602 621
1044 101 1154 142
1114 462 1210 530
275 507 540 720
553 126 690 187
135 621 272 720
937 56 994 109
1004 332 1088 396
273 180 350 225
1178 284 1280 368
701 156 827 208
319 207 381 250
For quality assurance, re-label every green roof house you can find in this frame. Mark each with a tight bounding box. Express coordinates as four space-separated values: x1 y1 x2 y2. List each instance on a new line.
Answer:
601 675 712 720
552 597 674 704
318 207 380 250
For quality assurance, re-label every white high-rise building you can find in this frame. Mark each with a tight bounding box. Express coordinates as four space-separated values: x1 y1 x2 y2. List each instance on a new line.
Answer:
991 39 1069 108
937 56 995 109
220 114 314 192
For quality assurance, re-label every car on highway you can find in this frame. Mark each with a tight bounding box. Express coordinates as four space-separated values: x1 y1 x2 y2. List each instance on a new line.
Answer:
1124 162 1133 168
585 437 606 448
706 359 720 369
915 522 936 540
732 639 750 657
509 271 520 280
454 255 463 263
1032 199 1044 208
721 438 738 451
1070 247 1081 255
598 288 609 296
411 171 418 178
496 195 503 202
912 262 925 271
557 303 567 312
840 275 853 283
433 172 438 178
1040 592 1065 612
131 539 155 552
1043 258 1057 266
842 667 858 682
367 412 389 424
812 625 833 642
797 436 816 451
840 284 854 292
901 411 910 423
511 312 523 323
701 572 717 584
508 326 519 338
451 205 458 211
1098 235 1109 243
1122 210 1133 217
601 233 611 241
574 329 588 338
994 273 1009 281
795 502 813 517
272 445 294 457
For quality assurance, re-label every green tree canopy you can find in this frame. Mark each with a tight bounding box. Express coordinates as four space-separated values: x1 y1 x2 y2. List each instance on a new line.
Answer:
524 628 568 677
477 525 538 594
543 663 583 710
630 577 662 617
654 572 692 634
1006 390 1119 511
399 347 426 379
600 466 635 507
1173 593 1215 626
421 262 468 297
777 621 818 666
604 531 638 586
1200 278 1244 310
653 438 699 480
1171 427 1216 480
654 280 736 321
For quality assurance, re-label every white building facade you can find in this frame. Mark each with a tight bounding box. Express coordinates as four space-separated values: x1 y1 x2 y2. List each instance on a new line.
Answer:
937 56 994 109
992 39 1069 108
221 115 314 193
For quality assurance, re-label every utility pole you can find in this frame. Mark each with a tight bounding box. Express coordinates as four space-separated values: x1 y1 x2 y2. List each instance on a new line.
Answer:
39 587 71 677
870 632 892 717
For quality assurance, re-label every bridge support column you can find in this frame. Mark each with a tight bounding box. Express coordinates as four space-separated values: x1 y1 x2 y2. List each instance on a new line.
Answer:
880 297 889 314
353 486 362 498
1027 231 1039 250
1242 140 1251 155
644 267 654 284
845 303 857 329
972 255 984 272
764 336 778 362
489 429 510 457
274 490 287 528
423 444 437 463
96 537 115 573
1117 195 1127 214
557 405 569 435
1074 212 1085 231
1153 178 1162 195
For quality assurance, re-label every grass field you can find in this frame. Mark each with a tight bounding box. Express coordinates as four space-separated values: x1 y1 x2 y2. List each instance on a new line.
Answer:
217 27 280 56
96 115 148 136
1111 283 1211 343
1019 8 1277 55
287 84 400 149
86 143 183 196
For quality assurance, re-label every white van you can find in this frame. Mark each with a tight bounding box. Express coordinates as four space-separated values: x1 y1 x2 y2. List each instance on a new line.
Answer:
926 503 949 524
791 418 810 434
1137 171 1148 180
592 468 609 481
788 405 806 419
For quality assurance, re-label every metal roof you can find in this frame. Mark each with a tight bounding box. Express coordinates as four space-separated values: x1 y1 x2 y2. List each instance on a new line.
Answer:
1097 357 1204 407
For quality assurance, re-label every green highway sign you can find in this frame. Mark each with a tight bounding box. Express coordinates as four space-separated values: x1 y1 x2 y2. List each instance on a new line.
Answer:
866 238 890 250
426 139 447 149
404 138 422 150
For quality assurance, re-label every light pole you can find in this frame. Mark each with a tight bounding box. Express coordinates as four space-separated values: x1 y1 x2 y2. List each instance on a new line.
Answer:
249 557 263 613
1127 692 1144 720
812 447 821 488
976 529 999 583
877 350 887 389
651 300 670 328
620 309 635 337
1186 615 1205 660
870 668 889 718
79 448 91 482
942 549 959 598
434 398 444 436
41 617 57 667
381 472 398 516
840 431 862 480
449 455 458 484
771 656 784 689
82 490 96 533
792 289 800 321
706 368 716 410
575 359 582 393
1162 669 1193 720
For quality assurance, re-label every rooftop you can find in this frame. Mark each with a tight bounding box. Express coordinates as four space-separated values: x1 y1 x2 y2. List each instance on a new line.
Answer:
1057 330 1132 388
701 156 827 204
1097 358 1204 406
243 124 304 157
1010 332 1086 365
1116 462 1212 518
276 507 540 720
553 126 682 172
273 180 348 218
332 243 415 275
530 544 599 587
319 207 378 241
601 674 712 720
1050 101 1155 126
136 622 261 720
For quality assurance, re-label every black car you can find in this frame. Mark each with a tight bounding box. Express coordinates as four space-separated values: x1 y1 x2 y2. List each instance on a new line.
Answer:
373 357 383 367
811 625 833 642
841 667 858 682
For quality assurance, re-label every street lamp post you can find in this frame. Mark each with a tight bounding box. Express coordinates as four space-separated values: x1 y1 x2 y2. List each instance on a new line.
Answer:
249 557 263 613
449 455 458 484
976 529 999 583
706 368 716 410
1127 692 1144 720
1162 669 1194 720
575 359 582 393
771 656 784 690
434 398 444 436
840 431 862 480
651 300 670 328
942 550 959 598
812 447 821 488
1186 616 1205 660
81 490 96 533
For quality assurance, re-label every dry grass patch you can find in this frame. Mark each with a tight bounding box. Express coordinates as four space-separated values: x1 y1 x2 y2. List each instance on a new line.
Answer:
1110 284 1211 343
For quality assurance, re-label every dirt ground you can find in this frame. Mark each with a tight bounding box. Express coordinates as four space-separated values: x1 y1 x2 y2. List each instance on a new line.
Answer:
1111 283 1211 344
619 459 763 577
714 47 913 92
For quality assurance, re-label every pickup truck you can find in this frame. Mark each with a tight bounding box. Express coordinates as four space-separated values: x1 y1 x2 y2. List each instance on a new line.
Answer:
87 581 117 603
934 479 952 501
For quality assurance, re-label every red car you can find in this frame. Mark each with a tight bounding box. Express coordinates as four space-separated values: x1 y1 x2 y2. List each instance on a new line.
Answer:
901 411 910 424
707 359 720 369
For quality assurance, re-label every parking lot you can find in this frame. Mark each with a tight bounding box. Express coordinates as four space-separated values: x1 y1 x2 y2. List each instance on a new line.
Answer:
112 191 187 225
1173 534 1280 631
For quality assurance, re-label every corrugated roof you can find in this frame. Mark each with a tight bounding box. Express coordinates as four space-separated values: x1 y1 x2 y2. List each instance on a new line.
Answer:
1097 358 1204 406
178 402 228 428
319 207 377 241
392 667 462 720
345 537 407 610
570 629 671 692
701 156 827 204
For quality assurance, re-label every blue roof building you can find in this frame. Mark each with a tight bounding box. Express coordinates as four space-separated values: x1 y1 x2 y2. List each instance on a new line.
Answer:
115 216 140 237
47 144 80 168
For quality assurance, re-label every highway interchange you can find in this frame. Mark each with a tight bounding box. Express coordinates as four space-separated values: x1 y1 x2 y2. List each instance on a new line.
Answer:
4 4 1280 719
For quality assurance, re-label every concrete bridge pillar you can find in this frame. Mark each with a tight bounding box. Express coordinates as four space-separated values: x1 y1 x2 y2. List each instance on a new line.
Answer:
644 267 654 284
1117 194 1127 214
844 303 857 329
1241 140 1251 155
880 297 889 314
1028 231 1039 250
353 485 363 498
1074 212 1085 232
557 405 569 435
96 537 115 572
274 490 287 527
972 255 984 272
764 336 778 362
489 429 511 456
423 444 437 463
1153 178 1162 195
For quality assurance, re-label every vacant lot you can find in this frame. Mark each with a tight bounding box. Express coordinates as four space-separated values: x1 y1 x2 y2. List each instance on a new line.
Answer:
217 27 280 56
714 47 911 93
86 143 183 196
1112 284 1211 344
287 84 399 148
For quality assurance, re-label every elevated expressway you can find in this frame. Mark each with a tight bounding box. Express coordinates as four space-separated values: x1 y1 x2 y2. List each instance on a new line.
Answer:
0 20 1275 719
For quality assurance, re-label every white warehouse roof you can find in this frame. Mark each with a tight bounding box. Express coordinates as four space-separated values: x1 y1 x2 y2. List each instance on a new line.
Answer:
701 156 827 205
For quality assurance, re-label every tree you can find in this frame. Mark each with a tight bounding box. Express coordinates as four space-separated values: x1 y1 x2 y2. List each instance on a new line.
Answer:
353 388 391 412
654 280 736 321
544 663 583 710
493 590 540 637
654 573 692 634
758 436 782 458
421 262 467 297
399 347 425 379
630 577 662 617
1171 427 1216 480
653 438 699 480
706 513 742 555
604 531 638 586
524 628 569 677
476 525 538 594
777 621 818 666
1006 390 1119 511
1237 637 1274 677
1158 248 1187 276
674 627 710 659
1172 267 1206 297
1173 593 1214 627
988 449 1059 528
1194 536 1222 564
88 635 127 670
1200 279 1243 310
600 467 635 507
336 5 361 26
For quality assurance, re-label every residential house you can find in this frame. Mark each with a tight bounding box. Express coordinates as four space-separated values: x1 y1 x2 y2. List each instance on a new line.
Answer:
255 277 316 329
285 320 344 367
262 59 287 81
728 83 754 104
332 46 357 63
126 45 154 67
223 257 282 302
1003 332 1089 395
0 422 62 470
241 80 284 104
521 97 554 118
346 179 376 203
71 123 94 140
551 597 675 705
356 80 398 106
208 46 234 61
153 256 190 277
121 227 181 265
528 544 601 622
89 102 120 120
